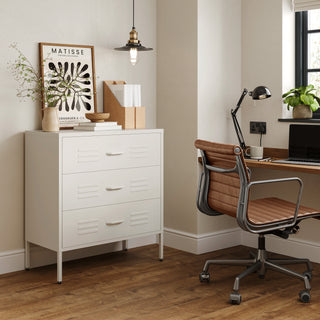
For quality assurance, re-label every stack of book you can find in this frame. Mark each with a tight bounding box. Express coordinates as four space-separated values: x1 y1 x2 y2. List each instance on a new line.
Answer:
73 121 122 131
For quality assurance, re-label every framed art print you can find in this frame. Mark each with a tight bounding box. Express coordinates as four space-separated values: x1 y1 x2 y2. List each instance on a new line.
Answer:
39 43 97 128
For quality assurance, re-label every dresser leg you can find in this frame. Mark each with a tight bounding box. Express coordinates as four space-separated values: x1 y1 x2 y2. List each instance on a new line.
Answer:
158 233 163 261
57 251 62 284
25 241 30 270
122 240 128 251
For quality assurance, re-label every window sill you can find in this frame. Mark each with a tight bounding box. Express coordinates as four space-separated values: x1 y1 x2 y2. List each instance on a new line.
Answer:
278 118 320 123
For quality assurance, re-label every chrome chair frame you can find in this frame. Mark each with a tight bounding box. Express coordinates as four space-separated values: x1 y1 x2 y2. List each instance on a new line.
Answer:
197 146 314 304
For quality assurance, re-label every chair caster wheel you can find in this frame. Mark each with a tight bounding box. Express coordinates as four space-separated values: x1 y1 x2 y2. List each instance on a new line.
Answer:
303 271 312 281
199 271 210 283
230 292 241 305
299 290 311 303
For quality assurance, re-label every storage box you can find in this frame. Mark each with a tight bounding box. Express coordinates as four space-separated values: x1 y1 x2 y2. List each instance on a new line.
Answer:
108 84 141 107
103 81 145 129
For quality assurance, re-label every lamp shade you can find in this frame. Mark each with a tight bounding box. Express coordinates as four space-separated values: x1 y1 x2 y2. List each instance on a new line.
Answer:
114 28 153 52
114 44 153 51
250 86 272 100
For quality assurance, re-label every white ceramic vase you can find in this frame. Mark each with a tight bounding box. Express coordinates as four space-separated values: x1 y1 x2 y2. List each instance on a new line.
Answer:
42 107 59 132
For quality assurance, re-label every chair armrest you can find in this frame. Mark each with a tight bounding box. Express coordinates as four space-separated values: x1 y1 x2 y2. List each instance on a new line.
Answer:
205 164 237 174
247 177 303 189
239 177 303 233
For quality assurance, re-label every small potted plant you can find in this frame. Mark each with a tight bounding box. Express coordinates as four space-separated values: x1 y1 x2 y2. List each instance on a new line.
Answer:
282 85 320 119
9 43 73 131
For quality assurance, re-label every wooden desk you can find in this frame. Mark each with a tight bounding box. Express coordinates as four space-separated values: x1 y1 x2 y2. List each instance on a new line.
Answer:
198 147 320 175
245 147 320 175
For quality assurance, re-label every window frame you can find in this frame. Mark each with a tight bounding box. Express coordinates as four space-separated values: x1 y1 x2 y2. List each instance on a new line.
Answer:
295 10 320 118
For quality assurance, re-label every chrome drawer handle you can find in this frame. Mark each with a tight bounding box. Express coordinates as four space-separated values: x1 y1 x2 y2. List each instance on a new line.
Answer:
106 152 124 156
105 186 124 191
106 220 124 226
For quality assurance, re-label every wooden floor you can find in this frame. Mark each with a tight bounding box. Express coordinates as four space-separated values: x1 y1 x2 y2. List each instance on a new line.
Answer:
0 245 320 319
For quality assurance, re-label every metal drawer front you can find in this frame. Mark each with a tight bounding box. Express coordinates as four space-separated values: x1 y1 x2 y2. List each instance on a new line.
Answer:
63 166 160 210
62 134 160 173
62 199 161 248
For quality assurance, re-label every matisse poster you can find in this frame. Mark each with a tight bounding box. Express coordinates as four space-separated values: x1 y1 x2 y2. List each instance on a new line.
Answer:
39 43 97 128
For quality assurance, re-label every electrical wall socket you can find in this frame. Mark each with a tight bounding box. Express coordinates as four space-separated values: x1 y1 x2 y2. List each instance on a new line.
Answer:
250 121 266 134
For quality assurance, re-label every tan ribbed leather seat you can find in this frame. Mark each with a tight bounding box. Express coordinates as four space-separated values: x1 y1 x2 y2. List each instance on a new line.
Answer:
248 197 319 225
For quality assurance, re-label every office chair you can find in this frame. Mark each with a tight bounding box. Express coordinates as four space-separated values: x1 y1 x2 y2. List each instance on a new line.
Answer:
195 139 320 304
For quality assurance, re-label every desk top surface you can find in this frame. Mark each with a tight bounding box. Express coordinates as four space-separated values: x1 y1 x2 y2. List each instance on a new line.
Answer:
245 147 320 175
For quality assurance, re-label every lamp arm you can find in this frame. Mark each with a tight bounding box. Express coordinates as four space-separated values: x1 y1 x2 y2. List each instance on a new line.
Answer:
231 88 248 116
231 88 248 150
231 112 246 150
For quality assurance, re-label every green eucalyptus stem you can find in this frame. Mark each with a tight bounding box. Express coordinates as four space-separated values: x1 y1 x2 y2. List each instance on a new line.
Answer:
8 43 74 108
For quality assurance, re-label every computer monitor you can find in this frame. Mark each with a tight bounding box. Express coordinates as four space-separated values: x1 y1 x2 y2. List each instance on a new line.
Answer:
289 124 320 161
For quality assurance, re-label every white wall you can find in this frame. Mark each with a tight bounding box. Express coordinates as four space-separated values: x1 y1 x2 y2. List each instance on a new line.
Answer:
198 0 242 144
242 0 320 246
282 0 296 118
157 0 242 237
242 0 288 148
157 0 199 234
197 0 242 234
0 0 156 253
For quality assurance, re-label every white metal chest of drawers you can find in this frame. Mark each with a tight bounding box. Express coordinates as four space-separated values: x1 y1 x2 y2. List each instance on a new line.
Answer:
25 129 163 283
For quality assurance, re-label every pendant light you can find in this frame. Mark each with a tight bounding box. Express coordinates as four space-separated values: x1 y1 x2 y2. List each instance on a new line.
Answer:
114 0 153 65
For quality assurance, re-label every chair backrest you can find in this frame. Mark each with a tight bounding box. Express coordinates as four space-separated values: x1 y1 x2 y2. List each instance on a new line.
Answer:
195 140 250 218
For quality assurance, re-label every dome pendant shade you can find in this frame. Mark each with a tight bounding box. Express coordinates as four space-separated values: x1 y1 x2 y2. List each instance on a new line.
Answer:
114 27 153 52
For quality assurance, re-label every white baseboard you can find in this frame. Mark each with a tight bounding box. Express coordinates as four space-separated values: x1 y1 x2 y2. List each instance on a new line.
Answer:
0 235 157 275
0 249 25 274
241 232 320 264
164 227 320 263
164 227 242 254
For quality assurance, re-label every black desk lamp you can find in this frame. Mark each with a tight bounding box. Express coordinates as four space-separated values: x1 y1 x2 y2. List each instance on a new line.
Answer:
231 86 271 150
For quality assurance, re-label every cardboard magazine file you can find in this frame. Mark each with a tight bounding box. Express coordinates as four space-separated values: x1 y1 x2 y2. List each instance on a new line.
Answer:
103 81 145 129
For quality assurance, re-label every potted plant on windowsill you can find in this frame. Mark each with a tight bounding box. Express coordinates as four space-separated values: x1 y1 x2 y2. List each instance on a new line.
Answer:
282 85 320 119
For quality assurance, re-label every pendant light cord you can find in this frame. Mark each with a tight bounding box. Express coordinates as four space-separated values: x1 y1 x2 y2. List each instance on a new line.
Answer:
133 0 135 28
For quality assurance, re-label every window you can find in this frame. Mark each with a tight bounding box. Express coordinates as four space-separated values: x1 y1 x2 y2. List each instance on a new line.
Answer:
296 9 320 118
